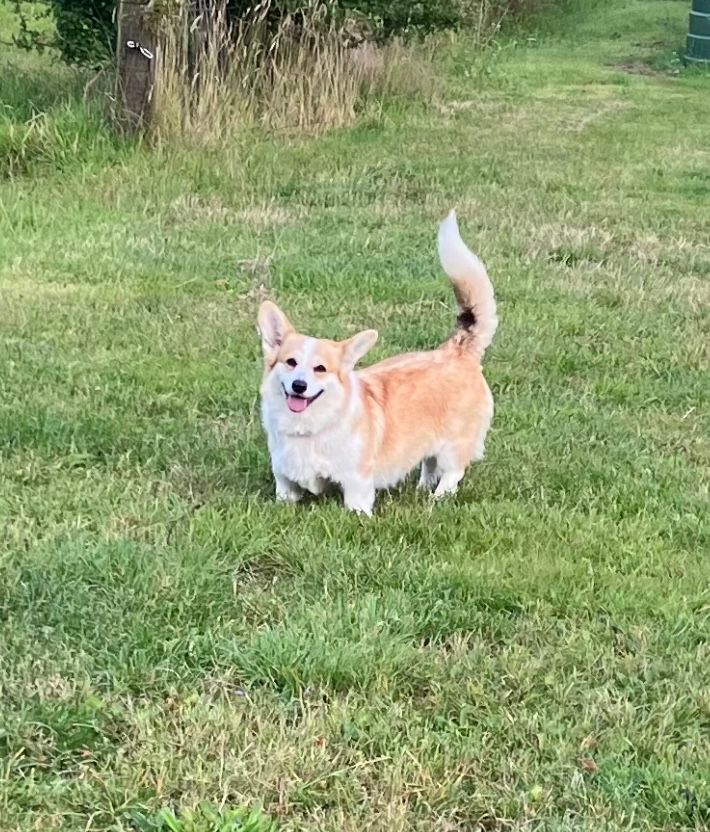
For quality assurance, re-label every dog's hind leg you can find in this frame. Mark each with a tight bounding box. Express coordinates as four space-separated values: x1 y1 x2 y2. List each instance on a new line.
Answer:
418 457 439 491
432 442 468 500
433 467 465 499
433 399 493 500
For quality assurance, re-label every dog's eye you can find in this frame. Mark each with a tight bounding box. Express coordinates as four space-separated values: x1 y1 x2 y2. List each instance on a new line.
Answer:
285 358 297 368
314 364 327 373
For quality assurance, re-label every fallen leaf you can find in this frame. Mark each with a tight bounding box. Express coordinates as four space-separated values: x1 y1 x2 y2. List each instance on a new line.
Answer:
580 757 598 774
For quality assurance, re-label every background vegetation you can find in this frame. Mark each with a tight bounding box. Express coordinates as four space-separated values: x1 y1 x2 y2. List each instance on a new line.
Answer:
9 0 552 65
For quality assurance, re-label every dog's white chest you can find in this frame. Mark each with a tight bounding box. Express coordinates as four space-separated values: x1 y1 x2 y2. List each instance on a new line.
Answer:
264 414 358 492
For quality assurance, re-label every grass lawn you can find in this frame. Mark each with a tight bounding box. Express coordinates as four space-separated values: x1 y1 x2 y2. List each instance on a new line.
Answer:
0 1 709 830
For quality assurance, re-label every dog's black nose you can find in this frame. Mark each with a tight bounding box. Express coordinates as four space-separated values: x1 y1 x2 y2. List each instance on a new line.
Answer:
291 379 307 395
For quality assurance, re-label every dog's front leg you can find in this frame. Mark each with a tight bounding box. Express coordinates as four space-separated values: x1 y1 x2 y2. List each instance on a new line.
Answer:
274 471 303 503
341 476 375 517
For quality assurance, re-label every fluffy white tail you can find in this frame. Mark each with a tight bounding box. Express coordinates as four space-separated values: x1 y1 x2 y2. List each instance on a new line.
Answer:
437 210 498 357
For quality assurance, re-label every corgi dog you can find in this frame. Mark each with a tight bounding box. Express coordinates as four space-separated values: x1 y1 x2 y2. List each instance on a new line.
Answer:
257 210 497 516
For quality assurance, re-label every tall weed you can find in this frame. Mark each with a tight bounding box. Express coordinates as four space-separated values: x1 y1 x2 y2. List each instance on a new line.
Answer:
150 0 434 143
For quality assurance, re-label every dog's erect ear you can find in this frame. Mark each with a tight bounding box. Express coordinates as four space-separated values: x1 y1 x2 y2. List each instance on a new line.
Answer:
341 329 378 370
257 301 294 361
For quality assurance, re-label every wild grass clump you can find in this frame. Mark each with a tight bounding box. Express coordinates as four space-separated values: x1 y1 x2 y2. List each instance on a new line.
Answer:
0 102 116 178
150 0 434 143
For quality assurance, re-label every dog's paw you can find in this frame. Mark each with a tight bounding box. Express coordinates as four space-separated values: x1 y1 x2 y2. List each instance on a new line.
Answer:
274 474 302 504
276 490 301 504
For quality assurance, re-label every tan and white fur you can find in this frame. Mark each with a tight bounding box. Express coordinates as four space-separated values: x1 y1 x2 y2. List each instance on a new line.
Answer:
257 210 497 516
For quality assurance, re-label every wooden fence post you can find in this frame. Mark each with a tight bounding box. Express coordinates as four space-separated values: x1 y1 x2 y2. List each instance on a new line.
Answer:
116 0 157 132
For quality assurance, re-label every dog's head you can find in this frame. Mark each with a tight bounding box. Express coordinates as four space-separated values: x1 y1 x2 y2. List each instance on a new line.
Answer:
257 300 377 432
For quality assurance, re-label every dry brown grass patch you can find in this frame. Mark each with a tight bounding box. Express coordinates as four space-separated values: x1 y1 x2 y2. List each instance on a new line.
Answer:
150 1 434 145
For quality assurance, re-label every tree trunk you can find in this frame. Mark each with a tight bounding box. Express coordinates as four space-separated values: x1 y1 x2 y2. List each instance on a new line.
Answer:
116 0 157 132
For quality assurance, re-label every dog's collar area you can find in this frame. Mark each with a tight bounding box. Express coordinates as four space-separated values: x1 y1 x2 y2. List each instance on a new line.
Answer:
281 383 324 413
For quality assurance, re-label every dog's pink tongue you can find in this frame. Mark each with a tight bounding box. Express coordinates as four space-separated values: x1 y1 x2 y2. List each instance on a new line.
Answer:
287 395 308 413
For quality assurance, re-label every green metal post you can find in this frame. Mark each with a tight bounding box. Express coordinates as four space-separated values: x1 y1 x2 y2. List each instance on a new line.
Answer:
686 0 710 64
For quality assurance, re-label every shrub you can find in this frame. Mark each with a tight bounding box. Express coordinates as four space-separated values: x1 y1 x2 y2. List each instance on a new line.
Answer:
10 0 512 67
343 0 461 40
51 0 116 66
9 0 115 66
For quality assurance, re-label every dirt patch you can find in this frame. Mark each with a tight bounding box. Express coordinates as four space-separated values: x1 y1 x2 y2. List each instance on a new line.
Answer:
613 59 679 77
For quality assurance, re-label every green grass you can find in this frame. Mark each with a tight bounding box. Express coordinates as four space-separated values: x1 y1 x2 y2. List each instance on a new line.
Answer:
1 1 709 830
